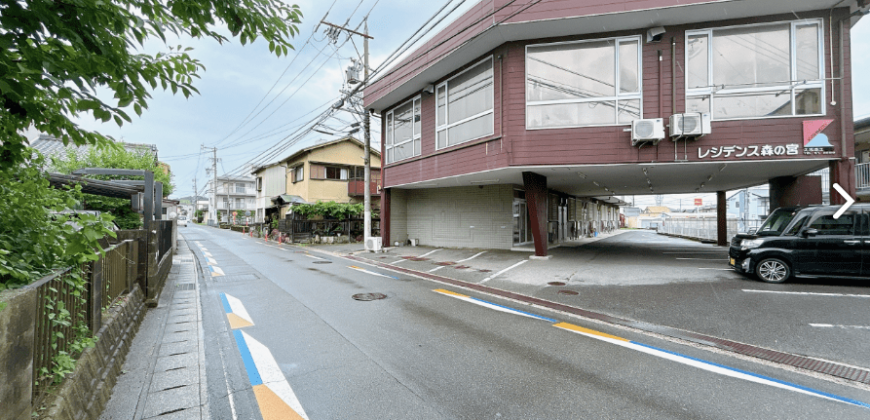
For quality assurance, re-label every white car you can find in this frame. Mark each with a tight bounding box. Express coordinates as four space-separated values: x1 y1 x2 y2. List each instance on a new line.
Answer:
177 217 188 227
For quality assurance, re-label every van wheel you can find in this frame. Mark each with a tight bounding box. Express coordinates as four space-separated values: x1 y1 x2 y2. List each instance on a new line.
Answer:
756 258 790 283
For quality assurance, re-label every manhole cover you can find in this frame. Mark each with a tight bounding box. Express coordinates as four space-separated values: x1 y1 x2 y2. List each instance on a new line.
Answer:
548 281 566 286
352 293 387 301
558 290 579 295
313 260 332 264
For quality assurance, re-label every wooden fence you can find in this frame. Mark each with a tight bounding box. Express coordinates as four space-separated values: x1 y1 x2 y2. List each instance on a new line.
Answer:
28 240 137 404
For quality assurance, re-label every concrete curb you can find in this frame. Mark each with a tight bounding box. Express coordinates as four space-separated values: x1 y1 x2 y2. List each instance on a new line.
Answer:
298 243 870 388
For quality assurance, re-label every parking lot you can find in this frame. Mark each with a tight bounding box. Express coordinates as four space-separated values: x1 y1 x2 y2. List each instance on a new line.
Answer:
313 230 870 371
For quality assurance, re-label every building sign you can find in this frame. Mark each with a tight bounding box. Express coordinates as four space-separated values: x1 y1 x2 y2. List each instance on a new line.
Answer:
803 119 835 154
698 144 800 159
694 198 702 206
697 119 837 159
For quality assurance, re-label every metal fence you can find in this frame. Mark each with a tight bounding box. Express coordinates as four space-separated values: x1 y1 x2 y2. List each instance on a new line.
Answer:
155 220 173 261
29 240 136 404
858 163 870 190
658 218 763 242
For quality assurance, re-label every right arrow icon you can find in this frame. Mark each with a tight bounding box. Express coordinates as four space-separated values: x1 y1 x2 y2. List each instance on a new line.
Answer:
832 183 855 219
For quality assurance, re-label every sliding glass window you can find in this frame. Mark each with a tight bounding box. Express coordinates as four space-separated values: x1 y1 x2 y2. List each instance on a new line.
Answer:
686 19 824 120
385 96 421 164
436 57 494 149
526 36 642 129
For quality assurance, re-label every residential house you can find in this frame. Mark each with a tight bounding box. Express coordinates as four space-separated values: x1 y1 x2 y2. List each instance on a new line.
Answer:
177 195 209 219
726 187 771 232
205 176 256 225
365 0 865 253
251 163 287 223
277 137 382 219
30 134 158 164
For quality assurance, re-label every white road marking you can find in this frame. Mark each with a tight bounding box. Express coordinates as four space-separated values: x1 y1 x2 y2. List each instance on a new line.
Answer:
348 266 398 279
242 331 310 419
389 259 406 265
419 249 441 258
303 254 324 260
698 268 733 271
809 324 870 330
430 251 487 272
480 260 528 284
743 290 870 298
676 257 726 260
224 294 254 325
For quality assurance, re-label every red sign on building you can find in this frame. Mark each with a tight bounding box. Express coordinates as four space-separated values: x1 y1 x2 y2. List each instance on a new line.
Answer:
694 199 703 206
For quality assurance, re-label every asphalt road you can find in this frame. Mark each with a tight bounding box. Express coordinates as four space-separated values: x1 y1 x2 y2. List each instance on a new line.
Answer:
181 224 870 420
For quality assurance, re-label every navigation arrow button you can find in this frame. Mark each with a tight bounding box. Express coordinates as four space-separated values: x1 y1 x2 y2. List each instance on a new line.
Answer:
832 183 855 219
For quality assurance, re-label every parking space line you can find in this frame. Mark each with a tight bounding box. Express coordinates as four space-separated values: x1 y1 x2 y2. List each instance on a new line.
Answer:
809 324 870 330
388 259 407 265
430 251 487 272
743 290 870 298
479 260 528 284
419 249 441 258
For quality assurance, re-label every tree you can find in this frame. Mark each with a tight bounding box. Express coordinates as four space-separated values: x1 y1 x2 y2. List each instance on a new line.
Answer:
0 153 115 290
1 0 303 169
0 0 303 286
49 144 174 229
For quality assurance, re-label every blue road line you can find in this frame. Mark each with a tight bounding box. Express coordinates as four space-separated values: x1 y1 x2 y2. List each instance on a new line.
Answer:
468 296 558 323
232 330 263 386
631 341 870 410
219 293 232 314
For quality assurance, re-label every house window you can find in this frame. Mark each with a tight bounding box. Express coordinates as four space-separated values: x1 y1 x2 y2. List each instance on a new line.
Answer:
436 57 494 149
526 36 642 129
386 96 421 163
235 183 246 193
256 177 263 191
311 164 348 180
291 165 304 183
686 20 824 120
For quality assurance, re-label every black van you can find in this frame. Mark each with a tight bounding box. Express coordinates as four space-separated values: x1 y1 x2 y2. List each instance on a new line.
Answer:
729 204 870 283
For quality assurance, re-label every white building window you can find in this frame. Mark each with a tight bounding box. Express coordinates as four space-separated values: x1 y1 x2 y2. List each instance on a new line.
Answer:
686 19 824 120
386 96 421 163
526 36 642 129
436 57 494 149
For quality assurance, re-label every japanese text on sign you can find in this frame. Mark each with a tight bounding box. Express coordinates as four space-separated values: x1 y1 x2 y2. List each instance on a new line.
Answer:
698 144 800 159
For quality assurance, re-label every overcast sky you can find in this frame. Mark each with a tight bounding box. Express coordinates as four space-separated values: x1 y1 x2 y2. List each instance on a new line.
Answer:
58 0 870 204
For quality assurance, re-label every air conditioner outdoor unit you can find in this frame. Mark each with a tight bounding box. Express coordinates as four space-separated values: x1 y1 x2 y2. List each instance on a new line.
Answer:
669 112 711 139
365 236 383 252
631 118 665 146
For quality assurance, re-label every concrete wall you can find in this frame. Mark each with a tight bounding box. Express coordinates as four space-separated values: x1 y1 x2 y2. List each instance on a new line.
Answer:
400 185 514 249
389 189 409 246
0 288 36 420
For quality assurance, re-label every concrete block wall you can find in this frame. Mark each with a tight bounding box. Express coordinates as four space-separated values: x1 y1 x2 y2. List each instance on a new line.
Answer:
401 185 514 249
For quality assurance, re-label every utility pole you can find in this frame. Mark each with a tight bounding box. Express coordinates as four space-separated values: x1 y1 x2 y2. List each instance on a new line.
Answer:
322 18 376 248
202 146 219 225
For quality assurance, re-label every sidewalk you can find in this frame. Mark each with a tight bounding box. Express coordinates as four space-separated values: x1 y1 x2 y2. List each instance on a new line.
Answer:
100 237 209 420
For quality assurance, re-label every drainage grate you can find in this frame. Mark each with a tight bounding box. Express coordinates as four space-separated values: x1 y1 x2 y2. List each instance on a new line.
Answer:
548 282 566 286
558 290 579 295
313 260 332 264
352 293 387 301
176 283 195 290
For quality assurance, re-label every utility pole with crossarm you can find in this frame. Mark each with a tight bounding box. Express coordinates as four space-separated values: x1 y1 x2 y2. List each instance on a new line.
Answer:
321 18 376 249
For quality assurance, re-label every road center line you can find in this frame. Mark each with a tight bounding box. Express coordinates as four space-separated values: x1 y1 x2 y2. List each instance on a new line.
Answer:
480 260 528 284
743 290 870 298
303 254 324 260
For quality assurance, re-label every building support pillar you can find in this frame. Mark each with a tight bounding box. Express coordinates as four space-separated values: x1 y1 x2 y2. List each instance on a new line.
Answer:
716 191 727 246
381 188 391 247
829 158 856 205
769 175 824 210
522 171 548 257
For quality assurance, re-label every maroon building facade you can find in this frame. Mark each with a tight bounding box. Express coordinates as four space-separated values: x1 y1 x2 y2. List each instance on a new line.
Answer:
365 0 867 255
